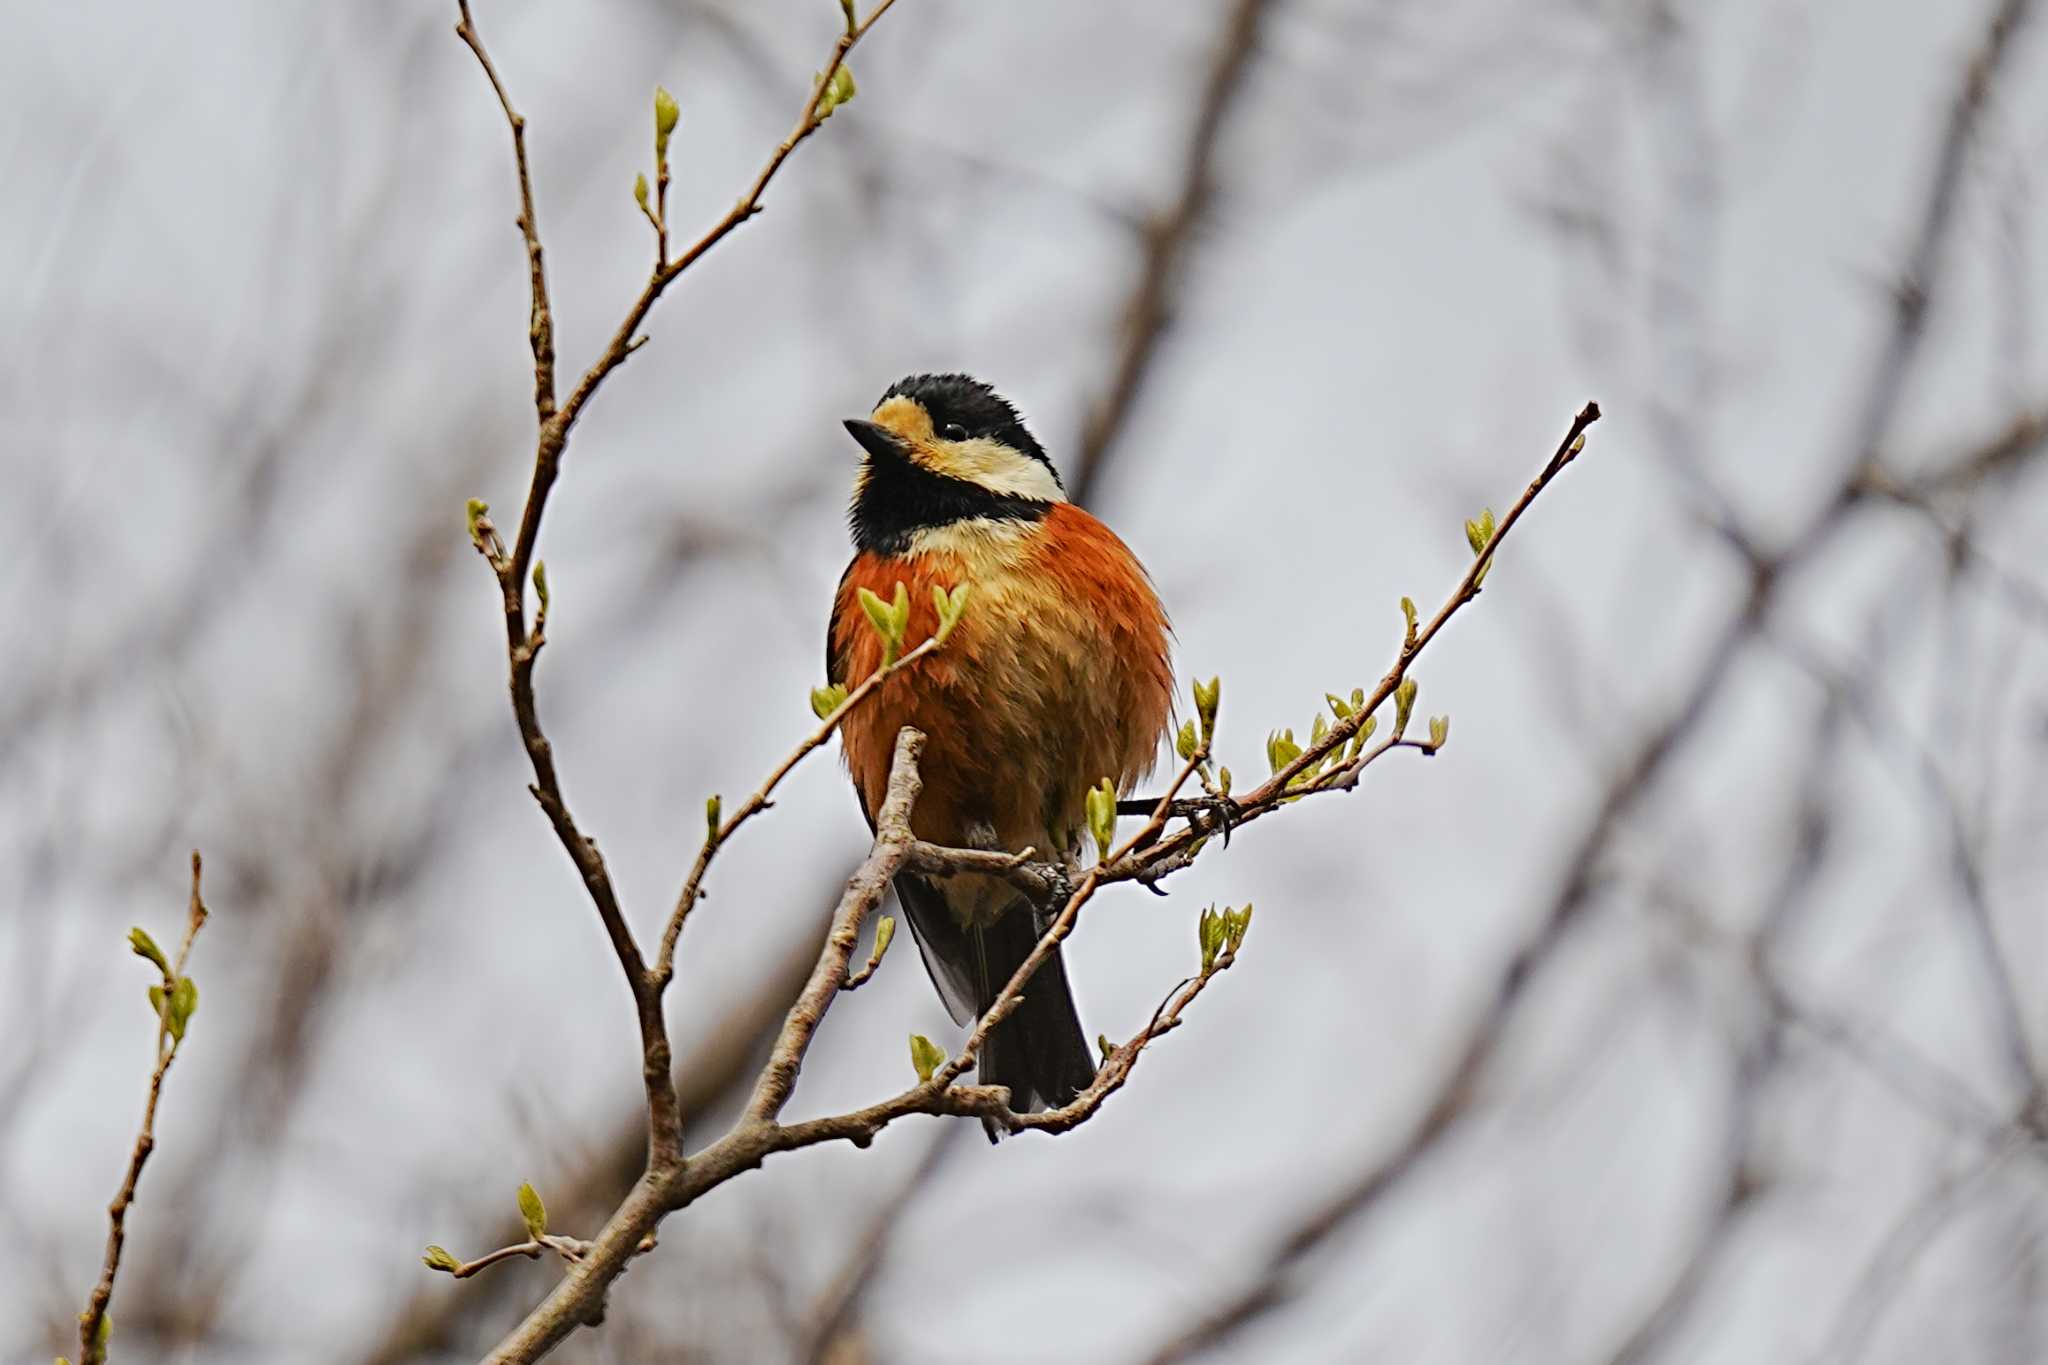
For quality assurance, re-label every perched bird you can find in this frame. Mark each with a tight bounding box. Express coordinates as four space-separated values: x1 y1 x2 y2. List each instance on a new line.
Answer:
828 373 1173 1133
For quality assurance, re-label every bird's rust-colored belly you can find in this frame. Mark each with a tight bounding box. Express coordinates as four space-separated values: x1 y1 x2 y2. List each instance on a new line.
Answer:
832 505 1173 867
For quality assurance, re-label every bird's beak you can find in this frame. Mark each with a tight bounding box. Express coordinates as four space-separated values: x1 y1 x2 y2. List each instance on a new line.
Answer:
844 418 908 462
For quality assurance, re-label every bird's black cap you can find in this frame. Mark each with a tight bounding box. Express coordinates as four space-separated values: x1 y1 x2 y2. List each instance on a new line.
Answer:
881 373 1055 478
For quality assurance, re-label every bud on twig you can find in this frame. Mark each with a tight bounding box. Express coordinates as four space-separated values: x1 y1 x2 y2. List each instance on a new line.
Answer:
1465 507 1498 587
1086 778 1117 862
129 927 169 976
856 582 910 666
517 1182 548 1240
653 85 680 163
931 582 971 645
1192 676 1221 744
814 64 858 120
810 683 849 720
1393 677 1418 740
908 1033 944 1084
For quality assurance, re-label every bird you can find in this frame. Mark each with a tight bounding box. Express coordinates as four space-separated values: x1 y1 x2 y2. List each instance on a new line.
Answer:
827 373 1174 1136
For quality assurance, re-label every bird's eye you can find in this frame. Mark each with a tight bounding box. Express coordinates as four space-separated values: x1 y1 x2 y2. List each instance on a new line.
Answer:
939 422 970 442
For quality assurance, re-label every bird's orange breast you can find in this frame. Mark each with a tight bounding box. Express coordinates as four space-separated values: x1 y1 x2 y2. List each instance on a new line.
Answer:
830 503 1173 865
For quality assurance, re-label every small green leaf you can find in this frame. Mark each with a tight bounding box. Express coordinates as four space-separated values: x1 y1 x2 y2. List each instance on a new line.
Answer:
147 983 165 1022
1174 720 1198 761
1198 906 1224 973
1326 693 1354 722
465 498 490 550
517 1182 548 1240
872 915 896 962
810 683 849 720
1427 714 1450 752
705 795 722 840
815 68 854 120
129 927 169 976
633 172 649 212
1464 509 1494 556
855 585 893 638
653 85 680 161
1215 766 1232 798
1348 712 1378 761
1192 677 1221 743
1097 1032 1114 1061
1086 778 1117 862
932 581 972 645
889 581 910 635
1400 596 1417 637
856 584 905 666
167 975 198 1041
1467 507 1499 586
423 1244 462 1273
1266 728 1301 776
1393 678 1418 739
909 1033 944 1083
531 560 550 616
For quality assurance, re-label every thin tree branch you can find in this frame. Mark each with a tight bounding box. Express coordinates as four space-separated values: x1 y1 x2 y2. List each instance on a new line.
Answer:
1093 402 1601 894
454 1 556 426
75 853 210 1365
657 634 944 985
481 728 928 1361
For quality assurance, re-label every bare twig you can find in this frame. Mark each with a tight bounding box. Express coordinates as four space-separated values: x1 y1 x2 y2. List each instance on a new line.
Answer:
657 635 945 984
75 853 210 1365
454 1 555 426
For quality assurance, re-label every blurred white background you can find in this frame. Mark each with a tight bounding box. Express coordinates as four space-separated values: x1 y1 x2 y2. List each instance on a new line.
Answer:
4 0 2046 1361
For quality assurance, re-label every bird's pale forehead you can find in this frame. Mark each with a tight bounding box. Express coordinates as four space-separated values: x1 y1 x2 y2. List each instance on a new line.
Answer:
871 395 933 442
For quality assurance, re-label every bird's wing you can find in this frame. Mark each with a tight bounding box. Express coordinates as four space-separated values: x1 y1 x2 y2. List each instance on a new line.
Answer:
826 559 857 692
890 873 980 1026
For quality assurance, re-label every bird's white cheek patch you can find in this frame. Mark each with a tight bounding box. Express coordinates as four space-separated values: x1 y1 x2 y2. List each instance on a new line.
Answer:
928 437 1066 502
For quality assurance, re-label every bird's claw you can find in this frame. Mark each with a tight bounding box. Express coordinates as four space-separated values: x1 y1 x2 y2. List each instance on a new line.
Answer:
1032 863 1076 935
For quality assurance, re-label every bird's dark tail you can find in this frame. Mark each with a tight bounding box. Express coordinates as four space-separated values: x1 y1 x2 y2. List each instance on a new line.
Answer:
970 904 1097 1142
890 871 1098 1142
